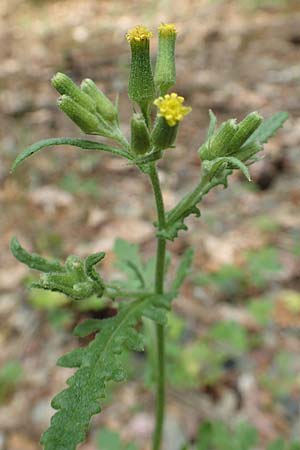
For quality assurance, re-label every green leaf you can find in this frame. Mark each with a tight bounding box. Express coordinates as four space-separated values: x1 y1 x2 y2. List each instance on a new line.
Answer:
267 439 286 450
96 429 122 450
172 248 194 292
113 239 145 288
11 138 133 172
124 444 138 450
234 422 257 450
28 290 70 311
197 421 257 450
246 246 282 288
212 157 251 181
130 149 162 165
158 169 231 241
288 443 300 450
157 205 201 241
95 428 138 450
10 237 64 273
247 297 274 326
0 361 23 403
210 321 249 354
207 109 217 139
41 295 169 450
73 318 103 337
245 111 288 146
197 421 215 449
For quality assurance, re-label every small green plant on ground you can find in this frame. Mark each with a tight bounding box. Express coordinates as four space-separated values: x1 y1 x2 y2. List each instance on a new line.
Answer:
194 245 283 300
96 428 137 450
194 421 300 450
95 422 300 450
10 23 288 450
0 360 23 404
160 314 252 388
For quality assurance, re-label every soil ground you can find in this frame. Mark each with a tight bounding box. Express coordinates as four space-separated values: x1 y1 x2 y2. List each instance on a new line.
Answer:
0 0 300 449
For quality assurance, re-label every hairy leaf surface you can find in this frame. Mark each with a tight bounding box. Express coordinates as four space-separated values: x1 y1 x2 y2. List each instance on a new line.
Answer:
41 295 170 450
245 111 288 146
11 138 133 172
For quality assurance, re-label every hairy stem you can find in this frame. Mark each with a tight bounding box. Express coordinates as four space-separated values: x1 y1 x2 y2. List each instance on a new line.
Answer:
148 163 167 450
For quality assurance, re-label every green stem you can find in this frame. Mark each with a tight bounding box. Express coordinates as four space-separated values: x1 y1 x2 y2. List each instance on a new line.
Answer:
148 163 166 450
105 287 152 298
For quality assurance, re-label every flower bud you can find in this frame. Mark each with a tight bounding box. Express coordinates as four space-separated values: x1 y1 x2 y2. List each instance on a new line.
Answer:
199 119 237 161
126 26 156 109
57 95 101 134
236 141 262 162
154 23 177 95
151 116 178 150
130 113 151 155
81 79 118 122
52 72 96 113
65 255 85 280
228 112 263 154
152 93 191 150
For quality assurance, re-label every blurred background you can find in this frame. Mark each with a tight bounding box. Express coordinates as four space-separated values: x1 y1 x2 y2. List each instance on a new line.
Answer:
0 0 300 449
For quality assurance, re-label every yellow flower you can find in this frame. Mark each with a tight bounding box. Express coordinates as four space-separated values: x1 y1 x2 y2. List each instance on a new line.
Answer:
126 25 153 43
158 23 177 36
154 93 191 127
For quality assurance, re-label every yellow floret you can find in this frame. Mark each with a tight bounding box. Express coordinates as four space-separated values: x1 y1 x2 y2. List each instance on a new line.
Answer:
126 25 153 43
158 23 177 36
154 93 191 127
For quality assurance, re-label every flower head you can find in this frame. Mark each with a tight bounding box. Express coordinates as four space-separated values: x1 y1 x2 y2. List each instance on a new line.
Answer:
154 93 191 127
126 25 153 43
127 25 155 107
158 23 177 36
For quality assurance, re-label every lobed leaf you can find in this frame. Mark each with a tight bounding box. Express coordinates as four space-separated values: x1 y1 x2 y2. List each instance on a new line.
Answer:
245 111 288 146
158 170 231 241
41 294 170 450
157 205 201 241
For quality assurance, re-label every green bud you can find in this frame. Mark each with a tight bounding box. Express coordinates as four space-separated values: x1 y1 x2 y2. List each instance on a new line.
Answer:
151 116 178 150
228 112 263 154
154 24 177 95
39 273 73 294
199 119 237 161
130 113 151 155
51 72 96 113
73 282 94 298
57 95 100 134
236 141 263 162
65 255 85 281
126 26 156 110
81 79 118 122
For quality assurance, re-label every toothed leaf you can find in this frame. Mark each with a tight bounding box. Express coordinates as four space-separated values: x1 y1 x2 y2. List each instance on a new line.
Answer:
157 205 201 241
73 319 104 337
245 111 288 146
40 295 170 450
